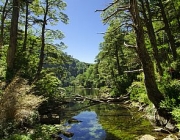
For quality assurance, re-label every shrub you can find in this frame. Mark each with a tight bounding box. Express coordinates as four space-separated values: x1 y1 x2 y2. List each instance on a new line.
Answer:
160 97 176 111
127 81 150 104
172 108 180 129
160 80 180 110
34 72 65 100
0 77 45 137
30 124 62 140
0 45 8 80
8 134 31 140
164 80 180 99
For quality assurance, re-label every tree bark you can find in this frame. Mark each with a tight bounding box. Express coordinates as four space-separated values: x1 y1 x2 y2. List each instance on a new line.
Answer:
0 0 9 54
22 1 29 52
36 0 48 79
158 0 177 60
140 0 163 76
129 0 164 108
6 0 20 80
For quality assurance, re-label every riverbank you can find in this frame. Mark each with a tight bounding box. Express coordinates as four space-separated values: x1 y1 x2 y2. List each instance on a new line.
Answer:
37 94 179 140
127 101 180 140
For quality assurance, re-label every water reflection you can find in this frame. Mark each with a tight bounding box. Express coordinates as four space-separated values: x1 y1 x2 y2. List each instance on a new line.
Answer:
59 103 165 140
73 87 100 98
60 111 106 140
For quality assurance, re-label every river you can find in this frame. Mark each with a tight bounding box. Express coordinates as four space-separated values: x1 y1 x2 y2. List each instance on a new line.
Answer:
58 88 167 140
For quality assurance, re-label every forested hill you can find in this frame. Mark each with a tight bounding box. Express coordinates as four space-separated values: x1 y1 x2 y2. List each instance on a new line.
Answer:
56 53 91 87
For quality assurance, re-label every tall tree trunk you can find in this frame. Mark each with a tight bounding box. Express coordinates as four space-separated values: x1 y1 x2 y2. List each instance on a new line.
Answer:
129 0 164 108
6 0 20 80
0 0 9 54
140 0 163 76
22 1 29 51
36 0 48 79
158 0 177 60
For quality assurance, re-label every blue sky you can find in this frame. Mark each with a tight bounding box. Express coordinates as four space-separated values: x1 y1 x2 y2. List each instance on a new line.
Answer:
57 0 111 63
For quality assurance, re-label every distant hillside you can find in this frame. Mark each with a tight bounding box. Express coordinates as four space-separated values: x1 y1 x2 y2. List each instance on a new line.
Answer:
43 46 91 87
59 53 91 87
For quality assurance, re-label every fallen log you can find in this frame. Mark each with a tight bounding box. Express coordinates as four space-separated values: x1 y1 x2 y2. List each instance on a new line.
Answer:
74 94 129 103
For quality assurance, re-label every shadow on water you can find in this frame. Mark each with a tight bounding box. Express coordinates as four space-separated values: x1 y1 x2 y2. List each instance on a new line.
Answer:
59 102 167 140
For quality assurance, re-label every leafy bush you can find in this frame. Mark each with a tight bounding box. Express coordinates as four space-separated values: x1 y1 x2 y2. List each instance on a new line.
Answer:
0 45 8 80
107 75 131 97
110 87 119 97
34 72 65 100
160 97 176 111
171 108 180 129
99 86 111 94
160 80 180 110
0 77 45 137
30 124 62 140
7 134 31 140
128 81 150 104
164 80 180 98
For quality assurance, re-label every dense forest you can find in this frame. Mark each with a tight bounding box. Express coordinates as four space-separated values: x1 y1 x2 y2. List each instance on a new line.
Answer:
1 0 180 139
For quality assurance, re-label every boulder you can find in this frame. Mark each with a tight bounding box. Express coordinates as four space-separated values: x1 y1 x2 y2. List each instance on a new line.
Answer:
50 134 63 140
162 134 178 140
139 134 156 140
63 131 74 138
165 121 179 132
68 118 82 124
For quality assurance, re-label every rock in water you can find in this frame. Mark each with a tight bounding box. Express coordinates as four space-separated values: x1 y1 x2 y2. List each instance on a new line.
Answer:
139 134 156 140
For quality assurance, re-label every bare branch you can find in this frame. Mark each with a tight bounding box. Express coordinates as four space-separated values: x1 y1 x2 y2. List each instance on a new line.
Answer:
124 69 143 73
103 6 129 23
95 0 119 12
124 42 137 49
97 32 105 34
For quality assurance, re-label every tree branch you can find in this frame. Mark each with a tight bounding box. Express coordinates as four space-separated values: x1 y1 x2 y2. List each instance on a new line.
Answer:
124 69 143 73
95 0 119 12
124 42 137 49
103 6 129 23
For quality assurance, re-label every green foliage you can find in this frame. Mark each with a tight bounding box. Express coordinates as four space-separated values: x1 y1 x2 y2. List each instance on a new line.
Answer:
164 80 180 99
0 77 45 138
16 52 39 80
160 97 176 111
7 134 31 140
160 80 180 110
0 122 16 139
172 108 180 129
4 124 63 140
0 45 8 80
34 71 65 99
30 124 61 140
128 81 150 104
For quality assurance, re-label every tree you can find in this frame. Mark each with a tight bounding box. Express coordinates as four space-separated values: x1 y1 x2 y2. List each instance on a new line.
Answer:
157 0 177 60
140 0 163 76
0 0 9 50
98 0 166 112
96 20 132 95
129 0 164 108
22 0 32 51
33 0 68 79
6 0 20 80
